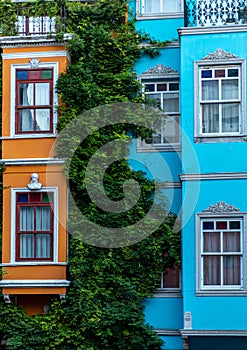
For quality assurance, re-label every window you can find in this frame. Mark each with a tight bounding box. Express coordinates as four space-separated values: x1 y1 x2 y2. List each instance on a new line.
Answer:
142 80 180 147
199 66 241 135
200 217 243 289
160 265 181 290
15 68 53 134
16 192 54 261
140 0 183 15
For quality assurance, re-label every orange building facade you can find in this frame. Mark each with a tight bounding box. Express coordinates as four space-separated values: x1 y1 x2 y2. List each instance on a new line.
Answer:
0 36 70 315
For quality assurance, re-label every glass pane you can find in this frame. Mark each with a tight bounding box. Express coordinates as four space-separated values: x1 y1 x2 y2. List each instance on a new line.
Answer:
41 70 52 79
20 234 34 258
223 256 241 285
162 115 179 143
42 193 53 203
36 234 51 258
228 69 238 77
202 104 219 133
17 194 28 203
163 93 179 112
144 0 160 13
145 84 155 92
223 232 240 252
222 80 239 100
148 94 161 108
222 103 239 133
215 70 225 78
28 70 40 79
17 71 28 80
20 110 34 132
169 83 179 91
35 83 50 105
216 221 227 229
157 84 167 91
201 70 212 78
230 221 240 229
19 83 34 106
163 0 180 12
29 193 40 202
203 256 221 285
203 221 214 230
163 266 180 288
202 81 219 100
203 232 220 252
20 207 34 231
35 109 50 131
36 207 51 231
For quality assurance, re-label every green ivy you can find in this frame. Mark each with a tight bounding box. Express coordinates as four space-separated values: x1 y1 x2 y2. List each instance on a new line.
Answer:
0 1 181 349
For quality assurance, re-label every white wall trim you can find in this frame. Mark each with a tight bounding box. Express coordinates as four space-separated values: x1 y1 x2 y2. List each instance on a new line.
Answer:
0 262 67 267
3 51 69 60
181 329 247 336
10 187 59 264
180 172 247 181
2 158 65 165
179 25 247 36
0 279 70 288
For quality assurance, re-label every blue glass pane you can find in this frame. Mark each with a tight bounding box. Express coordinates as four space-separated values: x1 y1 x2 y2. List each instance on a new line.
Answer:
17 71 28 80
145 84 155 92
18 194 28 202
203 221 214 230
201 70 212 78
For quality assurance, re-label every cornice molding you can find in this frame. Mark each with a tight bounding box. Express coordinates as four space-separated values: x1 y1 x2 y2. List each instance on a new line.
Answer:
181 329 247 337
0 279 70 287
179 25 247 36
0 34 73 48
180 172 247 181
142 63 179 75
2 50 69 60
1 158 65 166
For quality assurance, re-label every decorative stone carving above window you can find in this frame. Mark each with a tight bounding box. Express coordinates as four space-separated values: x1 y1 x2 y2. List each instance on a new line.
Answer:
202 49 238 61
142 64 179 75
29 58 40 68
27 173 42 190
203 201 240 213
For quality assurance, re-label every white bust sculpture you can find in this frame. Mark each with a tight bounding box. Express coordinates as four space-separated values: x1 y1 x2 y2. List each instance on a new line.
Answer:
27 173 42 190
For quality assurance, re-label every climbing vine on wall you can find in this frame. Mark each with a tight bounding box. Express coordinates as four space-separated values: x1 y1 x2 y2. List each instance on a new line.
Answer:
0 1 180 349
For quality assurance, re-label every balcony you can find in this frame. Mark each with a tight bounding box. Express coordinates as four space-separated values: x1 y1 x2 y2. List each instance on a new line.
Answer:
184 0 247 27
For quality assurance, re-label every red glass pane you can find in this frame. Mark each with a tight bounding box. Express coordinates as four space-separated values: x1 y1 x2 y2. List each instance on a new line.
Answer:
215 69 225 78
216 221 227 229
29 193 41 202
157 83 167 91
163 266 180 288
28 70 40 79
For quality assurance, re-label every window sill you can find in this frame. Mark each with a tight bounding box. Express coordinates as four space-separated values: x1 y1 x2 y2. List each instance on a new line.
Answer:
136 12 184 20
194 135 247 143
2 134 57 140
196 289 247 296
137 143 181 152
152 289 182 298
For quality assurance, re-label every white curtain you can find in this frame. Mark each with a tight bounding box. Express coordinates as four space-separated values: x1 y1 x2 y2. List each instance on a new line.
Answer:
36 83 50 131
144 0 160 13
36 234 51 258
144 0 180 13
203 256 220 285
202 104 219 133
20 234 34 258
20 83 34 131
36 207 50 231
20 207 34 231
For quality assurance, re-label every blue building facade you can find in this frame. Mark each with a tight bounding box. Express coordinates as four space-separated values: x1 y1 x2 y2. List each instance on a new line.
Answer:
131 0 247 349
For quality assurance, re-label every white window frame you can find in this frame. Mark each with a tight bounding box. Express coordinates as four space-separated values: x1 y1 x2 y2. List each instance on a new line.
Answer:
137 77 181 152
10 62 58 138
10 187 58 264
196 211 247 295
194 58 246 143
136 0 184 18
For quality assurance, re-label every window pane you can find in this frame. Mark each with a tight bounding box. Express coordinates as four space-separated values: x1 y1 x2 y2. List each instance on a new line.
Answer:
162 115 179 143
19 83 34 106
203 221 214 230
28 70 40 79
148 94 161 108
223 232 240 252
223 256 241 285
163 266 180 288
144 0 160 13
36 207 51 231
157 83 167 91
41 70 52 79
202 104 219 133
163 0 180 12
36 234 51 258
35 83 50 105
17 71 28 80
203 256 221 285
222 80 239 100
35 109 50 131
169 83 179 91
202 81 219 100
230 221 240 229
20 109 34 131
215 69 225 78
216 221 227 229
20 207 34 231
201 70 212 78
42 193 53 203
20 234 34 258
228 69 238 77
145 84 155 92
18 194 28 203
163 93 179 112
222 103 239 133
203 232 220 252
29 193 40 202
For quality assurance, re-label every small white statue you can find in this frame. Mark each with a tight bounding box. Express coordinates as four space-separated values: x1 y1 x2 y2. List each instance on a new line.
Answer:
27 173 42 190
